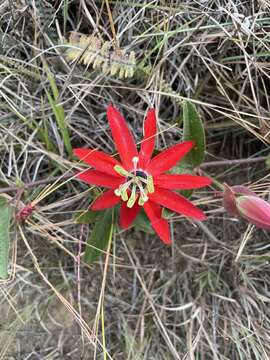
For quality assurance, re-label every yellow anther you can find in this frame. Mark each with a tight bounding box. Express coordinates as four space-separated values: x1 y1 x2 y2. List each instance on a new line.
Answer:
121 189 129 201
114 165 130 177
127 184 137 208
147 175 154 193
138 196 145 206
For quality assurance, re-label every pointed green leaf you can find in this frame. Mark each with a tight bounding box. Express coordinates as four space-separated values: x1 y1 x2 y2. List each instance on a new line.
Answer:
84 209 113 264
182 101 205 168
0 196 12 279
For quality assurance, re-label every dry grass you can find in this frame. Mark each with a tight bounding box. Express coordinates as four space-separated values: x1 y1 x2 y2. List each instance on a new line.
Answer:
1 0 270 359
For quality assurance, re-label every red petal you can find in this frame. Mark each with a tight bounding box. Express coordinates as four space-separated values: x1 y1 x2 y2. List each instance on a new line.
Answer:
73 148 121 176
76 170 124 188
146 141 194 176
120 201 140 229
143 201 171 244
91 189 120 210
149 187 206 220
154 174 212 190
107 104 138 170
138 108 156 168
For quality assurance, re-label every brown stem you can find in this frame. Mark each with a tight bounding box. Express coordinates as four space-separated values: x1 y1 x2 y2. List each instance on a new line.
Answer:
200 156 267 168
0 174 72 194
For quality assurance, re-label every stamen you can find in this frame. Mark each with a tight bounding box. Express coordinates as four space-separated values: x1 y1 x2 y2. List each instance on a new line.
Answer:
114 165 130 177
136 181 148 202
114 180 133 199
121 189 128 201
120 180 133 193
114 162 152 207
127 184 137 208
138 193 148 206
137 177 148 184
147 175 154 193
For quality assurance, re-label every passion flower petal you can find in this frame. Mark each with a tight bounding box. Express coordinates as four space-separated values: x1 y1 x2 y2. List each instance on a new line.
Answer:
146 141 194 176
143 201 171 244
107 104 138 170
74 148 121 176
91 189 120 210
236 195 270 229
150 187 206 220
154 174 212 190
138 108 156 168
76 170 124 188
120 201 140 229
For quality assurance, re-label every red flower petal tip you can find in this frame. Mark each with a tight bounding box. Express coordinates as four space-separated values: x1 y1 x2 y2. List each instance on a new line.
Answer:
107 104 138 169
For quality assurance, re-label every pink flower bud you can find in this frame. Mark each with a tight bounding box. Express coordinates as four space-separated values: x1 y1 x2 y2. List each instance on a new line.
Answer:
223 183 255 217
236 196 270 230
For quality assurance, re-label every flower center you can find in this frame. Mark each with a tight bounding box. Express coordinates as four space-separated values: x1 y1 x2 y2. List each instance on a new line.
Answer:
129 170 147 181
114 157 154 208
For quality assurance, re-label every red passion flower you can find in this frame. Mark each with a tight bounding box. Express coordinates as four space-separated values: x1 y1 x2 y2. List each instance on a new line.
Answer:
74 105 211 244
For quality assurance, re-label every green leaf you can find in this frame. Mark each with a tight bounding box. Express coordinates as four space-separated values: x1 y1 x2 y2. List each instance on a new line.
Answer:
84 209 113 264
0 196 12 279
182 101 205 168
46 90 72 156
133 210 154 234
75 209 100 224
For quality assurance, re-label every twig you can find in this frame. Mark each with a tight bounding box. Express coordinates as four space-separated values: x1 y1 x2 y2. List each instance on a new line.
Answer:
200 156 267 168
0 174 72 194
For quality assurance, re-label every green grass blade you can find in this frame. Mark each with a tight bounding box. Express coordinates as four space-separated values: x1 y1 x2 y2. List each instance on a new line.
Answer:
0 196 12 279
44 63 72 156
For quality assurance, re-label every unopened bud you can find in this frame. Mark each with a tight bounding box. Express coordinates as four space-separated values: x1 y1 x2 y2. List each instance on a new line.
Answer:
236 195 270 230
223 183 255 217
